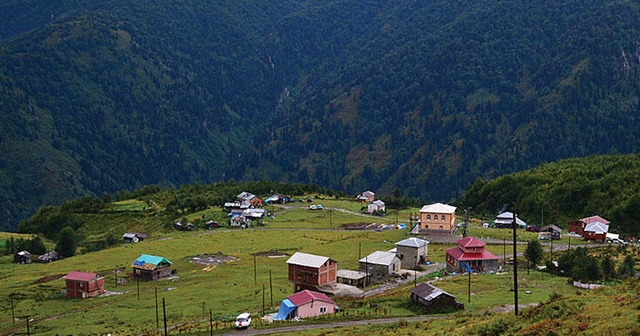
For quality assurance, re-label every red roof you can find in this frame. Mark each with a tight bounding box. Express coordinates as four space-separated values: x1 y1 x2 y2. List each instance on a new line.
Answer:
457 237 486 248
65 271 99 282
446 247 499 261
581 215 610 225
288 290 335 306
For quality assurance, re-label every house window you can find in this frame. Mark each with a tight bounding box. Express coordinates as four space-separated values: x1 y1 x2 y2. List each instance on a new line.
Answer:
441 215 446 220
427 215 431 220
320 307 327 313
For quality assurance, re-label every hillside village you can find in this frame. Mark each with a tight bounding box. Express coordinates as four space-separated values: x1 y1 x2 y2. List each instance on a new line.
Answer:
2 187 638 335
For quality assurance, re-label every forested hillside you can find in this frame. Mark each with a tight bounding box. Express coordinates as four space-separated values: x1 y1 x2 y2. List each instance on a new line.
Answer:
456 154 640 235
2 0 640 230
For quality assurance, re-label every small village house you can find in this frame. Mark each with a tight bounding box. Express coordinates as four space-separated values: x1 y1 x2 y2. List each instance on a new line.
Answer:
122 232 147 243
568 215 610 236
583 222 609 242
274 290 338 320
132 254 173 280
539 225 562 240
367 200 386 214
37 251 61 263
14 250 32 264
286 252 337 292
359 251 401 283
418 203 457 233
494 212 527 228
395 237 429 269
65 271 105 299
411 282 463 313
356 191 375 203
445 237 499 273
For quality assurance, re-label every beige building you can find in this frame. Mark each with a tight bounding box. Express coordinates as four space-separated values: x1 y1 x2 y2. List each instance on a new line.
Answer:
419 203 457 232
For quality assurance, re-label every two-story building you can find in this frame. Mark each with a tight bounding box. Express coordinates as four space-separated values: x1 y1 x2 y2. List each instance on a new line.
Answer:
418 203 457 233
286 252 337 292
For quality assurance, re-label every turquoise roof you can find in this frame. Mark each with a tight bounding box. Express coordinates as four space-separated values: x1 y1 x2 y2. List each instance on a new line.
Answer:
134 254 172 266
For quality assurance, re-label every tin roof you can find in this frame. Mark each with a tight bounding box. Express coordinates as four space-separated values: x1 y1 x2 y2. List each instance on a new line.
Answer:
132 254 172 270
420 203 456 214
411 283 455 301
359 251 399 266
65 271 100 282
584 222 609 234
286 252 333 268
288 290 335 306
396 237 429 248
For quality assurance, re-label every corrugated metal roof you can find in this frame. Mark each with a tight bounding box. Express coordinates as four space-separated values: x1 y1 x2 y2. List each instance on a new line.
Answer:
411 283 455 301
584 222 609 234
420 203 456 214
288 289 335 306
396 237 429 248
359 251 399 266
286 252 332 268
132 254 172 270
65 271 99 282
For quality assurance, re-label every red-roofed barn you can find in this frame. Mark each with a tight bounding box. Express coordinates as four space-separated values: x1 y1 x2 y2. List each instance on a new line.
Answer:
65 271 105 299
445 237 499 273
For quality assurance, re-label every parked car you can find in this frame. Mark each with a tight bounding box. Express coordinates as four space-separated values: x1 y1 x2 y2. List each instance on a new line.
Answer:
235 312 251 329
526 226 541 232
309 204 323 210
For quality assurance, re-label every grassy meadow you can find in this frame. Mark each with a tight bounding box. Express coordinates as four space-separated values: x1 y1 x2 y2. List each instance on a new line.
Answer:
0 198 634 335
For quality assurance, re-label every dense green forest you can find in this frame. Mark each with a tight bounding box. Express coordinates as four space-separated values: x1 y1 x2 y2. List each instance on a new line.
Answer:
456 154 640 235
2 0 640 230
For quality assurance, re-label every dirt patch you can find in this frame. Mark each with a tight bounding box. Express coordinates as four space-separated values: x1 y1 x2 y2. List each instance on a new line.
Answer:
253 251 289 257
34 274 66 284
341 222 372 230
190 252 237 267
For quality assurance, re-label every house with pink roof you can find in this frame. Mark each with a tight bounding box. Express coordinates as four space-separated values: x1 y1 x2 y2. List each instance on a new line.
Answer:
445 237 499 273
274 290 338 320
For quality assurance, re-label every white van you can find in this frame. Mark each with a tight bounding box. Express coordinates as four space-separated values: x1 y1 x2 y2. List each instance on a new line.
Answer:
234 312 251 329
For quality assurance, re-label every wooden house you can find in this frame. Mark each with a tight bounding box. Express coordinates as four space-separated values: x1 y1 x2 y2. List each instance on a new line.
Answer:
132 254 173 280
583 222 609 242
359 251 401 282
418 203 457 233
274 290 338 320
286 252 337 292
123 232 147 243
569 215 610 236
356 191 375 203
14 250 32 264
395 237 429 269
65 271 105 299
411 282 463 312
37 251 61 263
367 200 386 214
445 237 499 273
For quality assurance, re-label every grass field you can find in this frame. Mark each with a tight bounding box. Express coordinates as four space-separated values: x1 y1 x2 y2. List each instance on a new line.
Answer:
0 200 632 335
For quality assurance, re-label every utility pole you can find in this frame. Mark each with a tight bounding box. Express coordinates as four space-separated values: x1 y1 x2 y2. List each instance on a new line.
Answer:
512 209 519 316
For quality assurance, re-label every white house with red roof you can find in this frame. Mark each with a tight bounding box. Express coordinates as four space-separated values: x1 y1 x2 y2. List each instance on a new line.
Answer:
445 237 499 273
274 289 338 320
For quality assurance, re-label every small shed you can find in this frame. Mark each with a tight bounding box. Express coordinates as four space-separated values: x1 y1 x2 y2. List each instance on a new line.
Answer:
14 250 32 264
65 271 105 299
411 283 463 312
132 254 173 280
539 225 562 240
336 269 368 288
123 232 148 243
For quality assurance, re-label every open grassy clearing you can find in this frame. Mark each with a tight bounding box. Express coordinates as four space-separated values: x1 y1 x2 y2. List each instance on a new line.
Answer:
1 197 627 335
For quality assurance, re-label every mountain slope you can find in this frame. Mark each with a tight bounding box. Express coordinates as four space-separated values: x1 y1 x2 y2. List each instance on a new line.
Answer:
2 0 640 230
